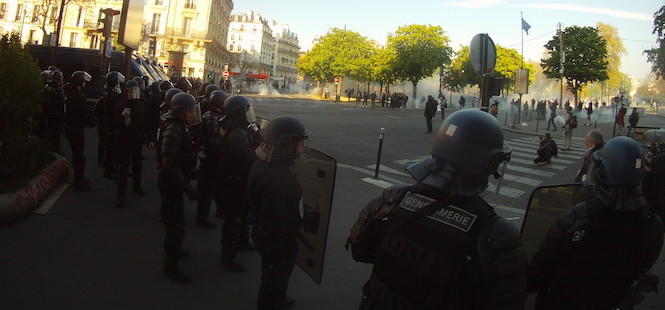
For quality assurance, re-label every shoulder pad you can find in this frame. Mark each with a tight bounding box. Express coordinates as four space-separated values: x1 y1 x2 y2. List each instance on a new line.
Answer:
480 217 522 251
382 185 410 204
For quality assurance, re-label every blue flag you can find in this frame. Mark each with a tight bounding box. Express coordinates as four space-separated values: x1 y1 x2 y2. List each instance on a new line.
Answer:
522 18 531 35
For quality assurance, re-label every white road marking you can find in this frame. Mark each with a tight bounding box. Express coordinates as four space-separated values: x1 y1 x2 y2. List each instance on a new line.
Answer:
361 177 393 189
506 164 556 177
364 164 411 177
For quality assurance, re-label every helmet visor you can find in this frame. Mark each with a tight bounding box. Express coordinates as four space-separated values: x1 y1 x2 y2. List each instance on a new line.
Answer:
245 105 257 124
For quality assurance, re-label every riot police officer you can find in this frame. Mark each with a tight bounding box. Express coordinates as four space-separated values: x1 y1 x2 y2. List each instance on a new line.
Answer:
249 116 308 310
115 80 149 207
218 95 260 272
527 136 664 309
158 80 174 114
347 109 526 309
64 71 95 191
96 71 125 178
196 90 228 228
201 84 220 114
197 82 211 100
158 92 200 283
43 67 66 154
177 76 193 93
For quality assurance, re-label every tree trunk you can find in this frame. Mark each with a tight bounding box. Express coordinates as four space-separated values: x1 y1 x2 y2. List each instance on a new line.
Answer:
412 80 418 108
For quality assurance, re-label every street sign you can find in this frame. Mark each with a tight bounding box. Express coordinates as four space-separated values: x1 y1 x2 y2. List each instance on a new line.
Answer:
469 33 497 75
104 40 112 59
334 77 341 85
223 71 229 78
515 69 529 94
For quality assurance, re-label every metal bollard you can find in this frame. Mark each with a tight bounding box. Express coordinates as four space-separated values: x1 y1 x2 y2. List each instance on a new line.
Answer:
374 128 385 179
594 120 597 129
536 117 539 132
504 112 508 126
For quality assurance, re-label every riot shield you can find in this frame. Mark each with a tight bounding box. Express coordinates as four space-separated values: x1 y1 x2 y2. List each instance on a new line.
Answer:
294 147 337 284
521 184 595 258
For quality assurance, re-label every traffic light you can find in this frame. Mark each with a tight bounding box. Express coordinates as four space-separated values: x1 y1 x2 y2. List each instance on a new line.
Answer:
98 8 120 39
489 77 504 96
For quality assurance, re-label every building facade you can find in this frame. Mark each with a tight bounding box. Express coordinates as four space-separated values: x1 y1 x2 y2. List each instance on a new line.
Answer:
227 11 274 77
270 22 299 86
0 0 234 81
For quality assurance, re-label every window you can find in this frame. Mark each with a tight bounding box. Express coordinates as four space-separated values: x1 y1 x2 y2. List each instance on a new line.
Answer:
230 34 234 40
90 34 98 49
69 32 77 47
31 5 39 23
28 30 35 43
184 0 195 9
182 17 192 36
15 4 23 21
150 13 161 33
0 3 6 20
229 43 233 50
155 0 163 5
74 6 82 27
49 6 57 24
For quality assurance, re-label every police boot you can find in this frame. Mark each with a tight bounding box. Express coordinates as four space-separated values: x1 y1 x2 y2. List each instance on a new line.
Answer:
238 225 255 251
164 257 191 283
73 172 91 191
220 254 246 272
279 297 296 309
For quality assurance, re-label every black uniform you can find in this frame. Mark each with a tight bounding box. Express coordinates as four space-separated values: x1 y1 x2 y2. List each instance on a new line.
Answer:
424 96 438 133
158 116 198 270
527 198 663 309
95 88 122 173
248 159 302 309
349 183 526 309
219 118 259 259
64 84 95 184
197 110 224 222
115 99 149 201
44 82 66 153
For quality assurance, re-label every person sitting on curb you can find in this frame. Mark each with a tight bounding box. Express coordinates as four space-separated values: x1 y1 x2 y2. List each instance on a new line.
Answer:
534 133 557 166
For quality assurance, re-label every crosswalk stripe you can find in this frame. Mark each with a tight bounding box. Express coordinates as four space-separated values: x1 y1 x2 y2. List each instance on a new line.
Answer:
509 150 575 164
365 164 411 177
361 177 393 189
509 145 582 160
509 139 587 155
394 156 430 165
492 204 526 215
506 164 555 177
486 182 526 198
501 173 543 186
508 157 566 170
510 137 587 153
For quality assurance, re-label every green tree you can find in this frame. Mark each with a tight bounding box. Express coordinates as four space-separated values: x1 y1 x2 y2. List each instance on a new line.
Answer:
541 25 609 103
387 24 453 102
444 45 535 94
645 5 665 79
296 28 377 83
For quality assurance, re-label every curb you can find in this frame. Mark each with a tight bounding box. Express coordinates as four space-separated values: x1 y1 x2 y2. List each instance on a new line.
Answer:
0 153 70 224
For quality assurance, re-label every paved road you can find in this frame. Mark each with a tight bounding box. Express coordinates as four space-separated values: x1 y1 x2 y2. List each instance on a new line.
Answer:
0 96 662 309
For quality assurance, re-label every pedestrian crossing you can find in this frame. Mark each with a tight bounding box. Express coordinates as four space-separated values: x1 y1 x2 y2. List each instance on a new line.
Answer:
361 135 588 202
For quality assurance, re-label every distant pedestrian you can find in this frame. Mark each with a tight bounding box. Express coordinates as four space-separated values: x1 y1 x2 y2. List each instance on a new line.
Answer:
562 106 576 151
490 100 499 118
546 102 557 131
458 96 466 109
440 96 448 119
628 107 640 137
584 102 593 126
424 95 438 133
616 104 627 135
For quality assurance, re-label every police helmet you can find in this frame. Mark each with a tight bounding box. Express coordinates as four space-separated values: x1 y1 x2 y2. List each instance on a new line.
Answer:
150 81 160 93
52 70 64 84
71 71 92 86
159 80 173 91
432 109 509 176
170 92 197 112
125 79 141 100
141 75 150 85
205 84 220 97
164 88 183 108
591 136 644 187
208 90 228 109
264 116 308 147
105 71 126 85
177 77 192 92
199 82 211 94
223 95 250 117
41 70 54 84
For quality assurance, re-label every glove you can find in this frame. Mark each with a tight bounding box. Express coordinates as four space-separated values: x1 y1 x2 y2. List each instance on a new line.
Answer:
185 186 199 201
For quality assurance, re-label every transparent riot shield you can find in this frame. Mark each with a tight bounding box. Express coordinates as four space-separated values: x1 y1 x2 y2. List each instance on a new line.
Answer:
521 184 595 258
521 184 595 309
294 147 337 284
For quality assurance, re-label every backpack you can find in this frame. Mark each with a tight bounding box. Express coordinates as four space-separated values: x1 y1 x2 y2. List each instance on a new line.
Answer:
551 141 559 157
570 115 578 129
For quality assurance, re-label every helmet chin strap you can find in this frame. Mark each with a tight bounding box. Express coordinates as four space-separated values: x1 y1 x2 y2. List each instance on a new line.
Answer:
406 157 488 196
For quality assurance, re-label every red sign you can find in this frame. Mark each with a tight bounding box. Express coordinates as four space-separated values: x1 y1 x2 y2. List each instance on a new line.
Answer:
334 77 341 83
164 62 169 67
223 71 229 78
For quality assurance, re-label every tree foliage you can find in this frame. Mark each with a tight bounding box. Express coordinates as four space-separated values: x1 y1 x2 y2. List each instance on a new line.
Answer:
34 0 95 37
645 5 665 79
296 28 377 82
443 45 535 93
387 24 452 100
541 25 609 102
597 23 627 93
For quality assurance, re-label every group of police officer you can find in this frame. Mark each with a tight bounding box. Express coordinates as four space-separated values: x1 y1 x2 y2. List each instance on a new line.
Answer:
41 68 664 309
41 68 308 309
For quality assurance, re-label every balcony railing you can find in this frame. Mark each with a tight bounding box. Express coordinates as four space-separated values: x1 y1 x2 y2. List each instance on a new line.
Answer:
165 27 209 41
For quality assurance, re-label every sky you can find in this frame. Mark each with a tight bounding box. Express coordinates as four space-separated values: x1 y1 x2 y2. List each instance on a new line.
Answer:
233 0 661 81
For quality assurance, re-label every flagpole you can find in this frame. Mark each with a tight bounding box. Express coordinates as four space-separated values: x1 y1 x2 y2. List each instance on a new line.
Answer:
521 11 524 69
